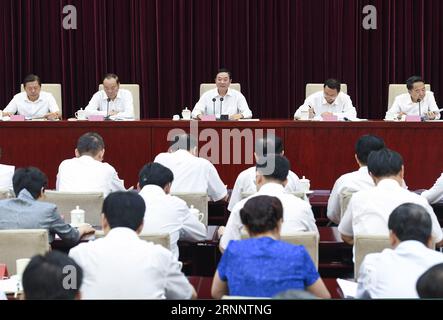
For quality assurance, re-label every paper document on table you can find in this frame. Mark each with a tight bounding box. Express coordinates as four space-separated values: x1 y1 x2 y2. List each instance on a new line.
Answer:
337 278 358 298
238 119 260 121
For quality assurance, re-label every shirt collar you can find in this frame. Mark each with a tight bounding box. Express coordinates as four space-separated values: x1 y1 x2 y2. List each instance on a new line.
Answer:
395 240 428 252
376 178 402 189
17 189 36 201
101 89 122 101
104 227 140 241
322 94 339 106
24 94 43 103
258 182 286 193
358 166 369 174
140 184 166 196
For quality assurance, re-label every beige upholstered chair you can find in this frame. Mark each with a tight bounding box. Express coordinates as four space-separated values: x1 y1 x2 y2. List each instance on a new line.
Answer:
241 231 319 269
387 84 431 110
339 188 358 221
305 83 348 98
21 83 63 117
354 234 391 279
43 190 104 226
94 230 170 250
98 84 140 119
0 229 50 274
0 189 14 199
199 83 241 97
171 192 208 226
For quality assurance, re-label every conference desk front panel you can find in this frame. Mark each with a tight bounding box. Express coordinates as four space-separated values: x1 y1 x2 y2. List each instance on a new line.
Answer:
1 120 441 190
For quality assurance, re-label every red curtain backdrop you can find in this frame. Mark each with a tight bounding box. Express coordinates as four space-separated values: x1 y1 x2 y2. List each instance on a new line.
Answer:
1 0 443 119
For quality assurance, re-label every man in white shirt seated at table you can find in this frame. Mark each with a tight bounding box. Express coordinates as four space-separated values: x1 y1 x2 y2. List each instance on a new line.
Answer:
421 173 443 204
154 133 228 202
356 203 443 299
220 155 318 252
84 73 134 119
56 132 126 196
294 78 357 121
3 74 60 120
69 191 196 299
191 68 252 120
338 148 443 252
385 76 440 120
327 134 385 224
228 134 303 212
138 162 207 260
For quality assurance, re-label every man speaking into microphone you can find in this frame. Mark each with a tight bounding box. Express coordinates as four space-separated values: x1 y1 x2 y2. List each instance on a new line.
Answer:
191 68 252 120
385 76 440 120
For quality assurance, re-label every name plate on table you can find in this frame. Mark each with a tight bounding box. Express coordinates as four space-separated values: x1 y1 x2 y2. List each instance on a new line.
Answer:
0 264 8 278
10 115 25 121
201 115 216 121
322 115 338 121
88 115 105 121
405 115 421 122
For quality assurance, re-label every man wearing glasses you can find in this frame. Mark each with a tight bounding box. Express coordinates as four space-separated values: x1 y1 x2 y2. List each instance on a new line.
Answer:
294 78 356 120
385 76 440 120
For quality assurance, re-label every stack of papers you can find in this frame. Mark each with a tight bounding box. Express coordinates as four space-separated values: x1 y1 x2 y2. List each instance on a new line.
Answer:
336 278 358 298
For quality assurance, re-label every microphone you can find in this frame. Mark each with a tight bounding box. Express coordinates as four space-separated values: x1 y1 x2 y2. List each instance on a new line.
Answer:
105 97 111 120
219 97 224 118
417 98 423 121
212 98 216 116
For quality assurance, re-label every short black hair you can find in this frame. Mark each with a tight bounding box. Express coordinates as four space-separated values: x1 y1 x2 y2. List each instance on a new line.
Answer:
254 134 284 157
76 132 105 157
240 195 283 235
23 74 42 87
22 251 83 300
139 162 174 189
13 167 47 199
103 73 120 84
417 263 443 298
367 148 403 178
102 191 145 231
355 135 385 165
324 78 341 93
406 76 424 91
169 133 197 152
256 154 290 182
388 203 432 244
215 68 232 79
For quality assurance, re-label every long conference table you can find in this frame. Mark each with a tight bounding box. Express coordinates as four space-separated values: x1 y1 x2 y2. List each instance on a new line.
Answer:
1 119 443 190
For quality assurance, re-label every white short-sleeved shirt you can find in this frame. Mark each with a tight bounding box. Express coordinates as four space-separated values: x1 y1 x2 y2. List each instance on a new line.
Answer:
3 91 59 119
228 166 301 211
385 92 440 119
154 150 227 201
356 241 443 298
0 164 14 190
220 182 318 250
191 88 252 119
327 167 375 224
139 185 207 260
421 173 443 204
294 91 357 120
56 155 126 196
69 227 193 299
338 179 443 245
85 89 134 119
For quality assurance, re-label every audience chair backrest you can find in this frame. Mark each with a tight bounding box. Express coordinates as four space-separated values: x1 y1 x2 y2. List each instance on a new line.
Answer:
94 230 170 250
44 190 104 227
305 83 348 98
199 83 241 97
387 84 431 110
0 229 49 275
0 189 14 200
98 84 140 120
241 231 319 269
241 192 305 201
339 188 358 221
171 192 208 226
354 234 391 279
21 84 63 117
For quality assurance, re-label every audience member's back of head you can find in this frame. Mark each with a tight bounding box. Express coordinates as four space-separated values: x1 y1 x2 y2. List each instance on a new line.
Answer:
254 134 284 158
12 167 47 199
139 162 174 189
388 203 432 245
240 195 283 236
417 263 443 298
355 135 385 165
22 251 82 300
256 154 290 182
76 132 105 157
367 148 403 178
102 191 146 231
169 133 197 152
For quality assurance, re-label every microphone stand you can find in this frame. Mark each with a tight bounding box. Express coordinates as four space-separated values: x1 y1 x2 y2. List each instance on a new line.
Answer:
105 98 111 121
219 97 224 119
212 98 216 116
418 98 423 122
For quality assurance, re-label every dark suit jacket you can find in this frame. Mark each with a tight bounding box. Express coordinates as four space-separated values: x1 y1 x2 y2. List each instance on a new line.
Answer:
0 189 80 245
